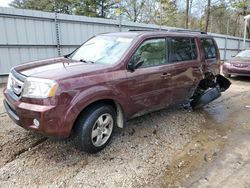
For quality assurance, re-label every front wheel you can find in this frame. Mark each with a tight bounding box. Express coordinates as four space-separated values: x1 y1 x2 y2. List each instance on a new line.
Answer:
73 104 116 153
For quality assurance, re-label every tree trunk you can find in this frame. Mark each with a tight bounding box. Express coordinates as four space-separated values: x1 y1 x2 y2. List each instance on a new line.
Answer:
101 0 104 17
185 0 189 29
133 1 137 22
233 14 240 36
205 0 211 32
247 26 250 39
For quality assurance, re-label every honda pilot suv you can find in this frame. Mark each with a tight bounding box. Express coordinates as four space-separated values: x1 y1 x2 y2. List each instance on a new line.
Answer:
3 30 230 153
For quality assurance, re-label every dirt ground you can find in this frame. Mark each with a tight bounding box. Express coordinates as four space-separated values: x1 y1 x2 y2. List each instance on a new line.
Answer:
0 76 250 188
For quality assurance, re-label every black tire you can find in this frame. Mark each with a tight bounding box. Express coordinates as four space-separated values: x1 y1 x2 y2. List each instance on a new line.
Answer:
73 104 116 153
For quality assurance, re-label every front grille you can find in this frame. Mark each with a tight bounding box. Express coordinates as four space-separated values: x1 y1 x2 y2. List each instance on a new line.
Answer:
232 63 248 68
9 70 25 98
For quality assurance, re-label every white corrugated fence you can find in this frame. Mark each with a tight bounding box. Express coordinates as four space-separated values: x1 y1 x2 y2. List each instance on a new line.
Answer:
0 7 250 75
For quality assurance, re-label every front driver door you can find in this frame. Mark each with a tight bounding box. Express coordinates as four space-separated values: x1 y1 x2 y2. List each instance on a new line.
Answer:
125 38 174 117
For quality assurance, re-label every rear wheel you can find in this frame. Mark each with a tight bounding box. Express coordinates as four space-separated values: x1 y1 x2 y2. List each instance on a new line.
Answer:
73 104 116 153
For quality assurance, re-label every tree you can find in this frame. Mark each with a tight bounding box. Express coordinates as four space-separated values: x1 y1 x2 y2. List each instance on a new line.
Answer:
9 0 26 8
185 0 189 28
208 3 232 34
120 0 146 22
75 0 117 18
161 0 178 26
74 0 98 17
9 0 117 17
205 0 211 32
9 0 78 14
232 0 250 37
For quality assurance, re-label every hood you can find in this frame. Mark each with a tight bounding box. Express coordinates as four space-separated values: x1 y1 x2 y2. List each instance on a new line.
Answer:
14 57 110 80
230 57 250 64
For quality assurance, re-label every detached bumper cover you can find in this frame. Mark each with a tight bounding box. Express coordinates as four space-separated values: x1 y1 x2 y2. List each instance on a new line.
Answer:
191 75 231 109
191 86 221 109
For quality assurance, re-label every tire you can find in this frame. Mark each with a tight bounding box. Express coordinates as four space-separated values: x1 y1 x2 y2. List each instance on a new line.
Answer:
73 104 116 153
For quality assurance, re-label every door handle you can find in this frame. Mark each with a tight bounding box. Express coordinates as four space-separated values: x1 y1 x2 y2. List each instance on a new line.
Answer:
161 73 171 79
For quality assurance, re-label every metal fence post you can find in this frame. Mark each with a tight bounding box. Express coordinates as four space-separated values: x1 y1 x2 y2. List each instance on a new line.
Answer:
118 1 122 32
224 36 228 60
238 39 240 52
55 12 61 56
119 14 121 32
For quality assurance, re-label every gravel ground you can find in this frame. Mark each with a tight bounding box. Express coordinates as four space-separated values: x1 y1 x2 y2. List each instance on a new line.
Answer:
185 76 250 188
0 86 205 187
0 76 249 187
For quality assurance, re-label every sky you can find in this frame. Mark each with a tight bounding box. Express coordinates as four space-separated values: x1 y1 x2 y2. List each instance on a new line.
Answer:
0 0 12 7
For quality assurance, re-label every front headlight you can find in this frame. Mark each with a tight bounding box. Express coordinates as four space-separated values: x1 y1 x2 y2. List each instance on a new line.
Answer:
22 77 58 98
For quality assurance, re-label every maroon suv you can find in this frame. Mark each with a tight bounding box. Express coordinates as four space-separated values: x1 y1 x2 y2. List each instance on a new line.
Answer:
3 30 230 153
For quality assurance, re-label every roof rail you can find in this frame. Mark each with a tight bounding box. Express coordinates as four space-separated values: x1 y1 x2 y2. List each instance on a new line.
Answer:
128 29 155 32
127 28 207 34
167 29 207 34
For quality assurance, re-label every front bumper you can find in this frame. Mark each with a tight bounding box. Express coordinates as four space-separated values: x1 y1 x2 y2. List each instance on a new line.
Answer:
223 64 250 76
3 89 70 138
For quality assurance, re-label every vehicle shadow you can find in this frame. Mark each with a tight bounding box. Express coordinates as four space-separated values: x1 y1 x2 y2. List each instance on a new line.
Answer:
29 105 203 161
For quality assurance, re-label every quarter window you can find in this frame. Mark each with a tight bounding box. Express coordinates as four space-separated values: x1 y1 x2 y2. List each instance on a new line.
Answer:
170 37 197 63
201 38 217 59
131 38 166 68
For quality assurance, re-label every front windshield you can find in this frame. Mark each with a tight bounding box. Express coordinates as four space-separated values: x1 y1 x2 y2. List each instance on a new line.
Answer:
70 35 134 65
236 50 250 58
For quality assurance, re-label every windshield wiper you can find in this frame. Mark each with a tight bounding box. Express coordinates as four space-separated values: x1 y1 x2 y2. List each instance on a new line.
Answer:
79 59 95 64
64 54 71 59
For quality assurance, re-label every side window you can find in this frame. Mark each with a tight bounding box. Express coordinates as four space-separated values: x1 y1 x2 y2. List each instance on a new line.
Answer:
131 38 166 68
201 38 217 59
170 37 197 63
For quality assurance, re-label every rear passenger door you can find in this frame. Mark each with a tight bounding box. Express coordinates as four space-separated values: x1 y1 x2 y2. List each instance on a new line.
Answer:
201 38 220 75
168 37 202 103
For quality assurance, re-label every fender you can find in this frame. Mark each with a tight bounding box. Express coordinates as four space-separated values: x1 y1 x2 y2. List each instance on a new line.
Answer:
63 85 129 135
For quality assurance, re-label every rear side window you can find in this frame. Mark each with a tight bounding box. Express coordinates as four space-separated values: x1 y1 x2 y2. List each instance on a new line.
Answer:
201 38 217 59
169 37 197 63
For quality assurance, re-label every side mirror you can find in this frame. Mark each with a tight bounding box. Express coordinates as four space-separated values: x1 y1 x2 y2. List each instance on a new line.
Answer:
134 58 144 69
231 55 236 58
128 58 144 72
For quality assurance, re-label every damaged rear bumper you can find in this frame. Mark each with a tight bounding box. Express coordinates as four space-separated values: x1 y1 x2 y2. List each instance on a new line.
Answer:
191 74 231 109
